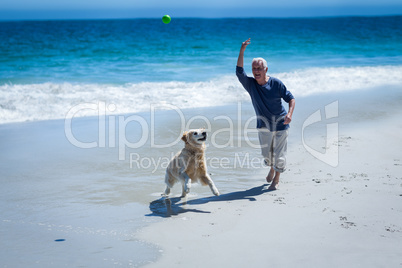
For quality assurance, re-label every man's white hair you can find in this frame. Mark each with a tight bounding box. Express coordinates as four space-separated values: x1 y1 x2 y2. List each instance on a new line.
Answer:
252 57 268 69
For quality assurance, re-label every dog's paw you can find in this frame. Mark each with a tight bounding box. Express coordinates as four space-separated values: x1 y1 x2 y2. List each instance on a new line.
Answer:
184 183 191 193
163 187 171 196
212 187 220 196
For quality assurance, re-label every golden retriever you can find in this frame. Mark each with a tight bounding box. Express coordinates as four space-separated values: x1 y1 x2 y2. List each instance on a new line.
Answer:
164 129 220 198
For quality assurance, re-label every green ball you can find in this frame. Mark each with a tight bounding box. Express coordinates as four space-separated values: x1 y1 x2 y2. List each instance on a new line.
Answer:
162 15 171 24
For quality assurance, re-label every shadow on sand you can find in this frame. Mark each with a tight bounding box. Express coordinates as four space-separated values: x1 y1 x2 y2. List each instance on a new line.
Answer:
146 184 273 218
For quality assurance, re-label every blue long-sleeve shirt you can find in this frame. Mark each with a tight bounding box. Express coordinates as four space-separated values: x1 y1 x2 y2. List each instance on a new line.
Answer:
236 66 294 131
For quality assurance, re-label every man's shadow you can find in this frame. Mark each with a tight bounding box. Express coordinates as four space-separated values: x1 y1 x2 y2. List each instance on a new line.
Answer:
146 184 273 218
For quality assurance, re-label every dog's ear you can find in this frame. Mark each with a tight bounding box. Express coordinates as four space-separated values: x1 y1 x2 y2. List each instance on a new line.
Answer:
181 131 188 142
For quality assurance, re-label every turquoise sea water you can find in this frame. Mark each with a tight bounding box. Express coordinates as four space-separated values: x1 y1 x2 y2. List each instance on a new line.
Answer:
1 16 402 123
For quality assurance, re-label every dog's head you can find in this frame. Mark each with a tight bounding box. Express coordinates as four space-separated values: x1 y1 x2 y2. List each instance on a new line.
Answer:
181 129 207 148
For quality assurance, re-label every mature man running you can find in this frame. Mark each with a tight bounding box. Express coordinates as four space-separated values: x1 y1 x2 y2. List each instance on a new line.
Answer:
236 38 295 190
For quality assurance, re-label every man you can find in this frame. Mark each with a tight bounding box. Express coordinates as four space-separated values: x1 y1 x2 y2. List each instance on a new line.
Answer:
236 38 295 190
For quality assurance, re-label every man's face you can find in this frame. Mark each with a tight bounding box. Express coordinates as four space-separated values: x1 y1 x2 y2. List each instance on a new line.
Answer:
252 61 267 82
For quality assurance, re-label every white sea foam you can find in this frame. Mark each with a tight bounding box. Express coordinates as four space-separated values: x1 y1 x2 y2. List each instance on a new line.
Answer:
278 65 402 96
1 65 401 124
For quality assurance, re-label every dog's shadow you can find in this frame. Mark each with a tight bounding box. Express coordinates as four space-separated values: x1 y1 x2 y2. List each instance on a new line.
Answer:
146 184 273 218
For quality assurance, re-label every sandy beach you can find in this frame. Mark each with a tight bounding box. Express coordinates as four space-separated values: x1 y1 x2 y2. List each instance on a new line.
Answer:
138 87 402 267
1 86 401 267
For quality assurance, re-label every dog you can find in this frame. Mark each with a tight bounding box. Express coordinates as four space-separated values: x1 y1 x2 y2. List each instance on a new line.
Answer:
164 129 220 198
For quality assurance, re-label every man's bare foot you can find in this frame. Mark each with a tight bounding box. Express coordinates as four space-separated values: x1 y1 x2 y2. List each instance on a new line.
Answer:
268 172 280 190
266 167 274 183
268 181 278 190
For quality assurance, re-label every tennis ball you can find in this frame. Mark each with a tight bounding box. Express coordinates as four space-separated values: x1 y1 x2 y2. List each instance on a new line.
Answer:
162 15 171 24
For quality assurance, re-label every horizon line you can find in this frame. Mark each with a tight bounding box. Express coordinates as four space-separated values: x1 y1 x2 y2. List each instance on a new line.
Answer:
1 5 402 22
1 14 401 22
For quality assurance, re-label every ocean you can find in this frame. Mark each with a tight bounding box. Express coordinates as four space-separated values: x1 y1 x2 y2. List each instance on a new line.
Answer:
1 16 402 124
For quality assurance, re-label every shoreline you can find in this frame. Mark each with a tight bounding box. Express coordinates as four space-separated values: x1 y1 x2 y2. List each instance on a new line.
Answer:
2 65 402 125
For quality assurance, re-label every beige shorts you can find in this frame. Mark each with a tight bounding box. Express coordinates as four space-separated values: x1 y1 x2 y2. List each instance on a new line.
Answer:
258 128 289 173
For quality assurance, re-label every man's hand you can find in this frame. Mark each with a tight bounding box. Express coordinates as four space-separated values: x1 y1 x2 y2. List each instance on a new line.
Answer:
284 99 295 125
283 113 292 125
237 38 251 68
241 38 251 51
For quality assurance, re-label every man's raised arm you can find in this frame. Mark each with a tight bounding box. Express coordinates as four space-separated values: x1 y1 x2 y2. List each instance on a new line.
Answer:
237 38 251 68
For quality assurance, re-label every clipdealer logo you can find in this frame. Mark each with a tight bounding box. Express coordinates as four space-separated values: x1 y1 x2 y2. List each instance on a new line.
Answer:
64 101 339 168
64 102 261 161
302 101 339 167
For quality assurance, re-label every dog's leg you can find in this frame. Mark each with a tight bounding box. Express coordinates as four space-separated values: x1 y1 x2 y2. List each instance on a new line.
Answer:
164 185 171 196
179 171 191 197
201 174 220 196
181 183 187 198
163 172 174 196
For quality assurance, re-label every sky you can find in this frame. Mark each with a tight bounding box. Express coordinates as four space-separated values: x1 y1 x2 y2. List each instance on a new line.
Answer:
0 0 401 20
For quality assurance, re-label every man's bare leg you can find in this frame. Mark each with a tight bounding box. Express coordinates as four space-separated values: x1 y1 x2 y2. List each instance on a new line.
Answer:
266 167 274 183
268 171 280 190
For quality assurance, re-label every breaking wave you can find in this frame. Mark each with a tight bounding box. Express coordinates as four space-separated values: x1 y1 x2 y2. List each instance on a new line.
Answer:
1 65 401 124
